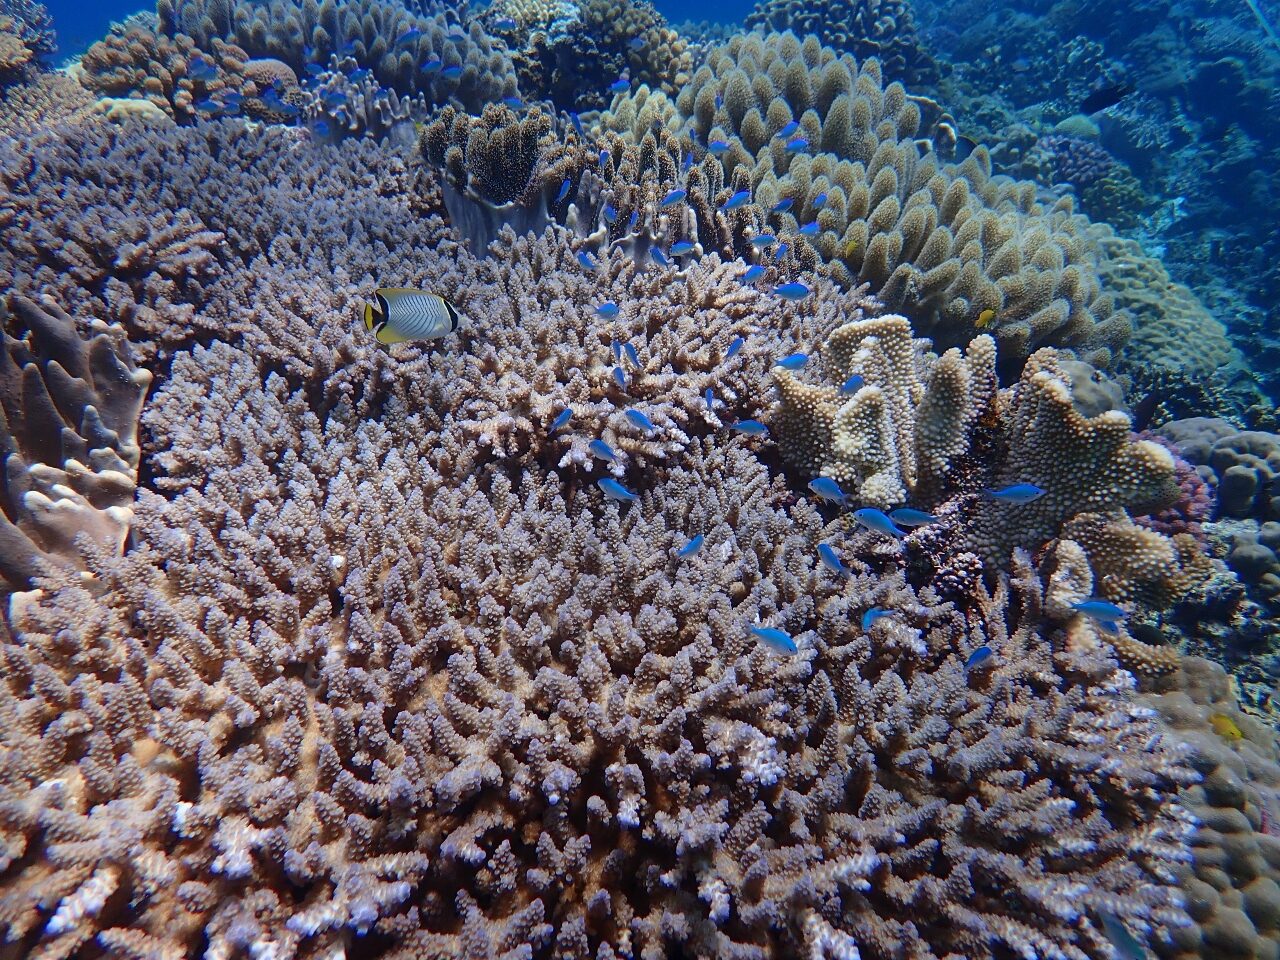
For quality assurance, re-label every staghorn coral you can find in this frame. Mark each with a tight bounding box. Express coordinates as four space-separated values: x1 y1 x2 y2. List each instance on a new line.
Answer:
744 0 938 85
0 207 1199 960
0 295 151 591
651 31 1131 371
0 0 52 67
157 0 517 112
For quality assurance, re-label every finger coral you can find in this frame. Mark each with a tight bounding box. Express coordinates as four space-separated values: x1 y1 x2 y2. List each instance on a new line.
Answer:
622 31 1133 371
744 0 938 85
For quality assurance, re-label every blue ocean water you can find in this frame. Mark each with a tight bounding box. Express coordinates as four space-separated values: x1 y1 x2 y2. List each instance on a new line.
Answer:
3 0 1280 958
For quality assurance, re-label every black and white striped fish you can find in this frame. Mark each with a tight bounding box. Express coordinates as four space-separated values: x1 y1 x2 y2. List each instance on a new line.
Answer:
362 288 460 344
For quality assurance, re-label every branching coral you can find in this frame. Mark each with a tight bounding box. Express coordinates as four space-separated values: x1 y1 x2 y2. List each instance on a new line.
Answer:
0 220 1198 960
0 295 151 590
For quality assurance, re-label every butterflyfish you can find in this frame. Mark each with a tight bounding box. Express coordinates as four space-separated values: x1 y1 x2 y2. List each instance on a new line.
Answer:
363 288 460 344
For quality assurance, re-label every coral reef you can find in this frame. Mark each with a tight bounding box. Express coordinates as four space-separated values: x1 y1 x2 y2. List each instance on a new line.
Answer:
745 0 939 85
663 32 1131 371
0 0 53 73
1142 656 1280 960
157 0 518 112
0 70 94 139
487 0 692 111
0 295 151 590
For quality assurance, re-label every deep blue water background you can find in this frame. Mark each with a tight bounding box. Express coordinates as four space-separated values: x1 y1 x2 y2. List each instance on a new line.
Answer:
44 0 753 60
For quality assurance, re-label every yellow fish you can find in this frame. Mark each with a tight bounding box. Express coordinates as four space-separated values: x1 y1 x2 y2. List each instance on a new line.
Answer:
363 288 460 345
1209 712 1244 741
844 239 859 259
976 308 996 329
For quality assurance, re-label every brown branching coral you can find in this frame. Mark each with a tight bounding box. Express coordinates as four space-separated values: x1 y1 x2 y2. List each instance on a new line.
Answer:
0 295 151 590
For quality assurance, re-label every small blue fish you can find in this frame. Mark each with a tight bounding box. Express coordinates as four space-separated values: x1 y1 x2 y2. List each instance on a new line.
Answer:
751 234 778 248
613 366 627 389
1072 600 1127 621
629 36 645 51
661 189 687 207
677 534 705 558
670 241 694 256
651 248 670 267
577 251 597 271
721 190 751 211
195 99 219 112
715 92 724 110
348 68 371 82
775 282 812 301
778 120 800 138
556 179 572 203
741 265 766 282
549 409 572 432
1097 620 1121 635
609 77 630 94
322 90 348 107
704 387 715 411
611 341 624 365
441 65 463 79
853 508 906 538
771 198 794 213
785 138 809 153
683 152 693 172
807 477 846 503
395 26 422 45
422 58 443 73
798 221 819 236
727 336 744 358
888 508 937 527
813 192 828 209
817 543 848 575
625 408 656 431
599 149 610 168
305 63 325 76
494 16 517 28
312 119 331 137
732 420 768 436
708 139 729 154
604 204 618 223
839 374 864 394
220 91 243 103
627 211 639 230
985 483 1046 504
596 302 619 318
966 646 994 670
570 112 585 138
598 477 639 502
1097 910 1147 960
862 607 894 631
775 243 790 258
776 353 808 370
502 96 523 108
589 439 618 461
750 626 797 655
623 342 640 367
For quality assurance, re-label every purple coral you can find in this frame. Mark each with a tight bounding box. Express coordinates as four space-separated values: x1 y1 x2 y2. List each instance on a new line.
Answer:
1036 134 1116 189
